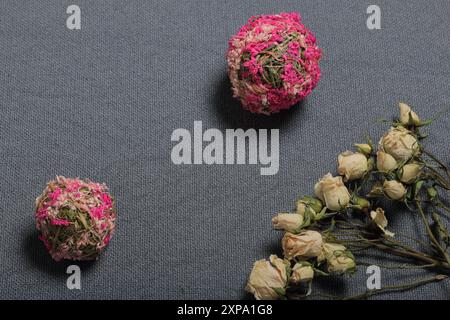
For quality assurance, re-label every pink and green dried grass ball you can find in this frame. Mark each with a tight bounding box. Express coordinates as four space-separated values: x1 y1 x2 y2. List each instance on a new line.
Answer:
227 12 322 114
35 176 116 261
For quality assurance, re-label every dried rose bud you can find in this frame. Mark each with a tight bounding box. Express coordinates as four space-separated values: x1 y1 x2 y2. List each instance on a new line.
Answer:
272 213 303 233
318 243 356 274
399 102 420 126
337 151 368 181
399 163 422 184
282 230 323 259
245 255 289 300
383 180 407 200
352 195 370 210
378 127 419 161
296 196 323 216
290 263 314 284
354 143 372 156
370 207 394 237
376 151 398 172
314 173 350 211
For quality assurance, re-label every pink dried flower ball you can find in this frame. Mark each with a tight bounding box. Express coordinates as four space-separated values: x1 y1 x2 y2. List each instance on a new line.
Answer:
226 12 322 115
35 176 116 261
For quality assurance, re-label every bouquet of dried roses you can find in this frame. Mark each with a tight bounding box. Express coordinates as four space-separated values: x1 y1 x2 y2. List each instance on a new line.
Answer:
246 103 450 300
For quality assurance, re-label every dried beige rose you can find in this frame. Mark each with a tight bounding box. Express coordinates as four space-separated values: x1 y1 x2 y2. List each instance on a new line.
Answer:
272 213 303 233
383 180 407 200
290 263 314 284
399 102 420 126
379 127 419 161
337 151 368 181
282 230 323 259
319 243 356 274
370 207 394 237
314 173 350 211
399 163 422 184
245 255 289 300
376 151 398 172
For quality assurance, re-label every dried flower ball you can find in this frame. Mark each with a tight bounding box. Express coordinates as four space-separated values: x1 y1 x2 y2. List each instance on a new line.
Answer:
226 12 322 114
35 176 116 261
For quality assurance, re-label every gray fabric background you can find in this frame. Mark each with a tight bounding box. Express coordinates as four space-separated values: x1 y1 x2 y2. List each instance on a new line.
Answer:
0 0 449 299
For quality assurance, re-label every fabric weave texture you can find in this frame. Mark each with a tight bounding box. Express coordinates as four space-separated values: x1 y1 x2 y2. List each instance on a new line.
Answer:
0 0 449 299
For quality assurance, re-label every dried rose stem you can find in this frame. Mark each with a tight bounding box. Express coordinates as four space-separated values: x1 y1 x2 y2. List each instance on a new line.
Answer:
355 239 432 262
342 275 448 300
426 167 450 190
437 203 450 213
423 149 450 178
395 232 436 251
415 200 450 265
335 227 450 272
357 261 436 270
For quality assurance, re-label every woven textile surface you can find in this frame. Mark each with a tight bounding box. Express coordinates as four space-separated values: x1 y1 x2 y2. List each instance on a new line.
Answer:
0 0 449 299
